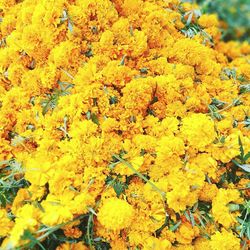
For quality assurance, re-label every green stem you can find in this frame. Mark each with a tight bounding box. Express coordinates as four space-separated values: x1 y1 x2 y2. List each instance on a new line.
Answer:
113 154 166 198
36 214 86 236
87 213 94 249
218 97 241 113
240 211 249 237
60 68 74 80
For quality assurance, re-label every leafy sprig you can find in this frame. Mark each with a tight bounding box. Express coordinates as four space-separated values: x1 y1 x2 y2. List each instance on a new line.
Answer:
179 4 214 45
0 159 29 207
40 81 74 115
232 137 250 173
105 176 128 197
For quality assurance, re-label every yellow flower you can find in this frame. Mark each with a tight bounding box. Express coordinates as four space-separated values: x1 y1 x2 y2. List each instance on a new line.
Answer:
41 200 73 227
194 237 211 250
6 204 39 248
212 189 242 228
12 188 31 214
181 113 216 151
63 226 82 238
166 166 205 212
144 236 171 250
56 242 88 250
189 153 218 179
98 198 134 231
198 183 218 202
175 223 200 245
208 132 243 163
49 41 81 68
210 229 240 250
99 30 114 47
198 14 219 28
1 0 250 248
110 237 128 250
0 209 14 237
156 135 185 158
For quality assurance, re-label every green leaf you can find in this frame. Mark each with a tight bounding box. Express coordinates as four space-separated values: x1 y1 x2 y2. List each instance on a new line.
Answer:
155 218 169 237
238 136 245 162
109 96 118 105
170 221 181 232
244 151 250 162
86 111 91 120
211 98 227 109
41 84 74 116
220 68 237 80
120 55 126 66
91 113 99 125
58 81 74 91
0 160 9 167
0 193 6 207
239 84 250 94
41 94 59 116
208 104 224 120
232 160 250 173
192 202 199 212
68 20 73 33
186 11 193 26
140 68 148 74
113 181 127 197
196 214 206 228
228 203 240 212
189 212 195 227
85 49 93 58
105 176 127 197
87 206 97 216
11 134 26 147
33 201 45 213
86 213 94 247
129 25 134 36
21 230 46 250
238 164 250 173
243 116 250 128
184 211 191 221
108 162 119 169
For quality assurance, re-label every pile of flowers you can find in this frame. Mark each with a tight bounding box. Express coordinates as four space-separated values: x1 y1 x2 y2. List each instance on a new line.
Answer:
0 0 250 249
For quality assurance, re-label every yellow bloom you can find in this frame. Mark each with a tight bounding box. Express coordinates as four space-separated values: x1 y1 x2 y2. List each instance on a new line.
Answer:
156 135 185 158
209 132 243 163
56 242 88 250
198 14 219 28
166 165 205 212
194 237 211 250
181 113 216 151
198 183 218 202
98 198 134 231
0 209 14 237
1 0 250 248
144 236 171 250
175 223 200 245
212 189 242 228
6 204 39 248
110 237 128 250
210 229 240 250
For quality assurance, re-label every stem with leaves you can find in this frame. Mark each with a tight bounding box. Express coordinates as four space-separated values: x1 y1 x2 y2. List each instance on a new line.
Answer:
112 154 166 198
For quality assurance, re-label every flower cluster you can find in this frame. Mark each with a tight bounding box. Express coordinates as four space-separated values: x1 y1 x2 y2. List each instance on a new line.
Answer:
0 0 250 249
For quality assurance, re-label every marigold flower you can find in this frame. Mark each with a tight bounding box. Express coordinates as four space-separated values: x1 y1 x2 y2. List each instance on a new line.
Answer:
98 198 134 231
210 229 240 250
181 113 216 151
